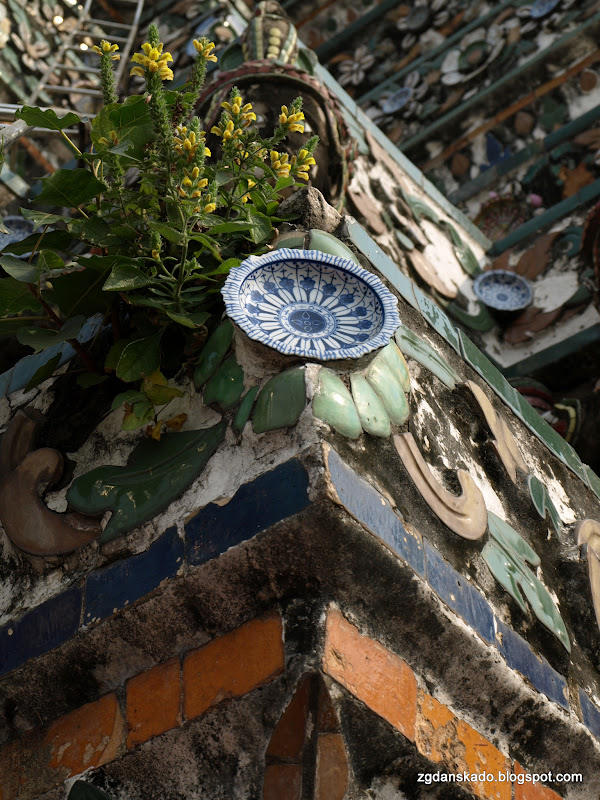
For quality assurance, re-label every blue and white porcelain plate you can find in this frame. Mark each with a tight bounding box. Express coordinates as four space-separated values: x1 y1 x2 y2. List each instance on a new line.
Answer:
473 270 533 311
222 248 401 360
530 0 561 18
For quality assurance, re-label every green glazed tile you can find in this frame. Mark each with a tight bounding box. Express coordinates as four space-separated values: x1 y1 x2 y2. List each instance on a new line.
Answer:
458 330 521 415
203 354 245 410
274 232 306 250
350 374 391 438
484 512 570 652
233 385 260 432
193 320 234 389
345 218 419 310
395 325 460 390
307 229 360 264
446 299 494 332
412 285 461 354
378 342 410 392
395 230 415 250
584 464 600 500
527 474 562 534
67 422 227 543
366 360 409 426
253 367 306 434
313 368 362 439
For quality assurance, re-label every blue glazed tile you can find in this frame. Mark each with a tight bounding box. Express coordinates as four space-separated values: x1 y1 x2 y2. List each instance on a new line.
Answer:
458 330 522 416
411 285 461 354
327 447 425 576
423 540 494 644
496 619 569 709
344 218 420 311
185 459 310 566
0 586 82 676
85 526 183 623
579 688 600 741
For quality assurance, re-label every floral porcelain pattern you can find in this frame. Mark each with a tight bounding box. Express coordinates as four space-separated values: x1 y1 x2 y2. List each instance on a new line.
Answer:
473 270 533 311
222 248 400 360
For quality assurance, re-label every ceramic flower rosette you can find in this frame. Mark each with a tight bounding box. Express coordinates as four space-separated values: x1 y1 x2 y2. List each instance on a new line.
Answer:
221 248 401 361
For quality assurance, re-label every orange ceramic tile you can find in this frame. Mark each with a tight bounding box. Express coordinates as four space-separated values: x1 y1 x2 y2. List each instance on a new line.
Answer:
315 733 349 800
266 674 310 761
263 764 302 799
416 692 511 800
323 608 417 741
0 740 22 800
183 611 284 721
127 658 182 748
514 764 564 800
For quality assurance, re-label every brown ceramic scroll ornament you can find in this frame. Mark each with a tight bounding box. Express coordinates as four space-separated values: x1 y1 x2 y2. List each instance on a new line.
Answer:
393 431 487 540
0 409 100 556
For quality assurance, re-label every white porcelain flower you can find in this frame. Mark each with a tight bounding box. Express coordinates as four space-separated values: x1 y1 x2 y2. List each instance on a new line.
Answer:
337 44 376 87
366 70 428 125
441 25 505 86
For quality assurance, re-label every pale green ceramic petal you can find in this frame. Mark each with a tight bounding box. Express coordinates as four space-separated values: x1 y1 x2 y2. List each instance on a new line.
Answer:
252 367 306 434
350 374 391 438
203 354 245 410
233 386 260 433
366 361 409 426
313 368 362 439
377 342 411 392
307 229 360 265
395 325 460 390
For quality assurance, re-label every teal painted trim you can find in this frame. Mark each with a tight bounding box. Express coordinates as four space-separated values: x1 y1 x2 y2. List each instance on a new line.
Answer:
502 323 600 379
401 11 600 152
315 0 401 62
358 0 515 105
450 104 600 205
488 178 600 257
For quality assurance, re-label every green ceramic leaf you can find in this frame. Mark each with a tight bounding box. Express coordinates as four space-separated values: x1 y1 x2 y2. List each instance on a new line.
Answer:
366 359 409 426
313 368 362 439
350 374 391 438
233 385 259 432
253 367 306 434
116 331 163 382
193 320 234 389
445 299 494 332
377 342 411 392
484 512 570 652
202 354 244 410
527 474 562 534
36 169 107 208
67 422 227 542
395 326 460 390
307 230 360 264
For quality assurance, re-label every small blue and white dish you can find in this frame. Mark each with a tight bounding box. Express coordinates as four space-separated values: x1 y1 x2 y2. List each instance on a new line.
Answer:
473 270 532 312
0 216 35 255
530 0 561 18
222 248 401 360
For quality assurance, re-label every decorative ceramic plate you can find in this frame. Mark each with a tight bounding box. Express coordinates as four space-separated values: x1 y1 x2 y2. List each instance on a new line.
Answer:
222 248 400 360
473 270 533 311
530 0 561 18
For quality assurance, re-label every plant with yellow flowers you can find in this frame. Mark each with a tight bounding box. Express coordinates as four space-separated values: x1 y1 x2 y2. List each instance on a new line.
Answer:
5 24 318 432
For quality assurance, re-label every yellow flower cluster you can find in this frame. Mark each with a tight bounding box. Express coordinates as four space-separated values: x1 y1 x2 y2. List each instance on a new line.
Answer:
293 148 317 181
211 119 242 141
279 105 304 134
130 42 173 81
174 126 210 161
192 39 217 62
221 96 257 127
269 150 291 178
91 40 120 60
178 165 209 200
241 178 256 204
97 129 119 147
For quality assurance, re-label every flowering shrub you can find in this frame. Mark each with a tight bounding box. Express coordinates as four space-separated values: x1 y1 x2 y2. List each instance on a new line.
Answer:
1 25 318 432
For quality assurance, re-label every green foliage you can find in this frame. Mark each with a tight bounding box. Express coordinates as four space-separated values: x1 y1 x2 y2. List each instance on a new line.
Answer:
2 25 319 434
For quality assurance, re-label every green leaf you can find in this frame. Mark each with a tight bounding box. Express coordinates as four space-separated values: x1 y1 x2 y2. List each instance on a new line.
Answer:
116 330 163 382
122 402 155 430
206 221 253 235
108 96 154 155
247 191 267 213
274 176 294 192
47 267 113 317
66 422 227 542
202 257 241 277
20 208 71 230
16 106 82 130
141 370 184 404
103 263 153 291
38 250 64 272
77 373 108 388
24 353 62 391
0 254 44 283
105 339 130 371
148 221 183 243
69 216 126 247
247 211 273 244
166 310 210 328
0 277 42 315
4 230 74 255
111 390 146 410
17 315 86 352
36 169 107 208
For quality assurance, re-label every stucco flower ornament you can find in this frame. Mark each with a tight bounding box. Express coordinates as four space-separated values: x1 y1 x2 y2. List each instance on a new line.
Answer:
365 71 428 126
441 25 505 85
336 44 376 87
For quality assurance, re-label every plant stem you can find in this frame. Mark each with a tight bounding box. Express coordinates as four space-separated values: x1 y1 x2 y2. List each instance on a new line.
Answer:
60 129 82 157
